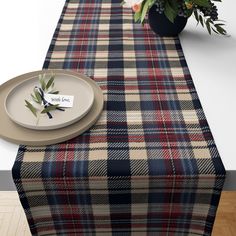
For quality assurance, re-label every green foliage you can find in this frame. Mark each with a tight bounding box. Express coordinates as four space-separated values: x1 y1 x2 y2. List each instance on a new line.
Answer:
192 0 210 7
46 75 55 90
34 90 43 104
25 73 62 118
164 1 177 23
128 0 227 35
50 90 59 94
141 0 151 22
193 9 227 35
120 0 126 6
41 104 59 114
134 11 142 22
39 74 46 91
134 0 155 23
25 100 37 117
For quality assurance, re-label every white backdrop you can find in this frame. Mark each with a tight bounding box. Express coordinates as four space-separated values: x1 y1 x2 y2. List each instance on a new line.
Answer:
0 0 65 169
0 0 235 171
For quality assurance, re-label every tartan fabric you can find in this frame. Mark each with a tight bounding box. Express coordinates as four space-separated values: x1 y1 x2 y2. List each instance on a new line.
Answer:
12 0 226 235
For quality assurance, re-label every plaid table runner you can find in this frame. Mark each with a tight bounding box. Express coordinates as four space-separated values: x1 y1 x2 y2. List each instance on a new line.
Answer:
12 0 226 235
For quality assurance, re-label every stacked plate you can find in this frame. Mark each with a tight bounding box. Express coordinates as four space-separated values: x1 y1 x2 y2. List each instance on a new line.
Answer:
0 70 104 146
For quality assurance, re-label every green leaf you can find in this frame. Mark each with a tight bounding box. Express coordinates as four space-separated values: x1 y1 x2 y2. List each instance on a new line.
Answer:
40 78 46 91
25 100 37 117
34 90 42 104
169 0 179 12
31 93 38 103
149 0 156 6
134 11 142 22
49 90 59 94
46 75 55 90
212 27 219 34
215 24 226 35
199 14 204 27
41 104 59 114
120 0 125 6
164 1 177 23
215 23 225 26
206 18 212 35
193 0 210 7
141 0 150 23
194 10 199 22
187 9 193 18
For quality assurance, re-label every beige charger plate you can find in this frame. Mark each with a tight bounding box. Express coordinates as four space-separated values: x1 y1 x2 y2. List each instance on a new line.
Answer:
0 70 104 146
5 71 95 130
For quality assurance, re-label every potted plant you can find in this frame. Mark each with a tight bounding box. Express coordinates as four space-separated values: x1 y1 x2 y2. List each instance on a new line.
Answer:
122 0 227 36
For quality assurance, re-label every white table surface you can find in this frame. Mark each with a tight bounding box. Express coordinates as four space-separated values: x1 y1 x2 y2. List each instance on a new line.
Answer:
0 1 235 176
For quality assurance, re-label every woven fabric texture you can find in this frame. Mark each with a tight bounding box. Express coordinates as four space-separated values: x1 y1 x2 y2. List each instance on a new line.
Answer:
12 0 226 235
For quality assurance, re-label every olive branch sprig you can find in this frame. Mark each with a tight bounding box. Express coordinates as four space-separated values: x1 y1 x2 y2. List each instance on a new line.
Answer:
193 9 227 35
25 74 62 119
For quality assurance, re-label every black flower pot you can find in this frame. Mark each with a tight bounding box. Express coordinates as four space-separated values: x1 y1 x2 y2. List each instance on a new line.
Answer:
148 5 188 37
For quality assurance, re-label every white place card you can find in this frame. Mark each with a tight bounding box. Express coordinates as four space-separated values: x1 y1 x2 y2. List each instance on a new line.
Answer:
44 94 74 108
